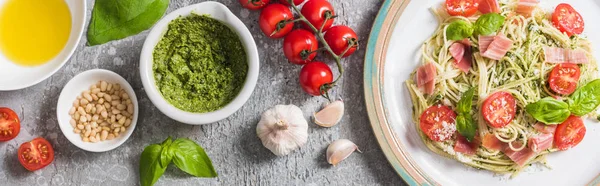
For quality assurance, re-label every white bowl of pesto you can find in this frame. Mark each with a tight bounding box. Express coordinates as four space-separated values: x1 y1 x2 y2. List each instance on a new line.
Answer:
139 1 259 125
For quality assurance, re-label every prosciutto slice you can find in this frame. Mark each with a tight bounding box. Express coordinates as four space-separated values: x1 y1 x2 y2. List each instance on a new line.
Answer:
478 35 495 54
479 0 501 14
482 35 513 60
532 122 557 134
544 46 589 64
482 133 505 151
528 133 554 153
454 134 480 155
450 43 472 73
415 63 437 95
503 143 537 167
516 0 539 17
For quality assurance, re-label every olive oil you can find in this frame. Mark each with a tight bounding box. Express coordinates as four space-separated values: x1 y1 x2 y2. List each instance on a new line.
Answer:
0 0 72 66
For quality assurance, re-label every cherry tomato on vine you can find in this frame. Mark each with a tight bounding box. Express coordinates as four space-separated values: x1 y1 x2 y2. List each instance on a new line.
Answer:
552 3 584 37
239 0 271 10
284 29 318 65
259 4 295 38
279 0 305 6
446 0 479 17
18 137 54 171
0 107 20 141
548 63 581 95
324 25 358 57
301 0 335 31
299 62 333 96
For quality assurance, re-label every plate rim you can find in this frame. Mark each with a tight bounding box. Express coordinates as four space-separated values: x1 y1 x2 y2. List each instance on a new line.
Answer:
363 0 600 185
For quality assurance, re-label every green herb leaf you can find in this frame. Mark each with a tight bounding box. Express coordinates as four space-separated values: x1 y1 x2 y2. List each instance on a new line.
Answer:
87 0 169 45
525 97 571 124
446 20 474 41
456 88 477 141
568 79 600 116
140 144 168 186
457 88 475 114
171 138 218 178
474 13 505 36
456 114 477 142
159 137 173 168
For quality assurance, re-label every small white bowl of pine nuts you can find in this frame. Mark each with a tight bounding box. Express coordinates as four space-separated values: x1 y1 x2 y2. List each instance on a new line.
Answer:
57 69 138 152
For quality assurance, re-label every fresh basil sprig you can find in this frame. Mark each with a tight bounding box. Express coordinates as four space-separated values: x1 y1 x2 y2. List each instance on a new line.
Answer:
446 20 474 41
474 13 505 36
140 137 217 186
567 79 600 116
525 97 570 124
526 79 600 124
87 0 170 45
456 88 478 142
446 13 506 40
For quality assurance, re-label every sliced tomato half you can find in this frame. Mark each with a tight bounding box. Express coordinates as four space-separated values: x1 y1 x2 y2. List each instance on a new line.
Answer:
419 105 457 142
552 3 584 37
18 137 54 171
549 63 581 95
0 107 20 141
482 91 517 128
446 0 479 17
554 115 586 150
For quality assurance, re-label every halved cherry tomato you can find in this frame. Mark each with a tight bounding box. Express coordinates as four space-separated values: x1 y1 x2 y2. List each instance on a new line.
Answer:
0 107 20 141
239 0 270 10
482 91 516 128
419 105 457 142
279 0 305 6
299 61 333 96
301 0 335 32
552 3 584 37
283 29 318 65
554 115 585 150
18 137 54 171
548 63 580 95
324 25 358 57
259 4 294 38
446 0 479 17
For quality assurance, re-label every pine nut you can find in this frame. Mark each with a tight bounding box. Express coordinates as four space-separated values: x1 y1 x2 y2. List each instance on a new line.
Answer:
69 107 76 115
74 113 80 120
120 127 126 133
77 124 84 130
90 136 97 143
92 88 101 94
111 100 120 106
110 115 116 123
111 95 120 100
117 104 126 110
100 81 107 91
116 114 122 120
122 93 129 99
104 94 112 102
104 103 111 109
101 111 108 118
69 119 76 127
98 98 105 104
91 94 99 101
85 104 93 113
125 119 131 127
80 116 87 123
101 122 109 127
127 104 133 114
102 127 110 131
91 121 98 128
107 134 115 140
101 130 108 140
74 129 81 134
77 107 85 115
84 93 93 102
85 124 91 131
84 130 91 137
118 117 126 125
114 128 120 133
107 83 113 91
73 100 80 107
112 109 121 114
83 137 90 142
80 99 89 106
86 114 91 122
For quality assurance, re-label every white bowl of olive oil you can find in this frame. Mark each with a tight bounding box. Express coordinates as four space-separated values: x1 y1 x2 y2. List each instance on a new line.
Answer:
0 0 86 90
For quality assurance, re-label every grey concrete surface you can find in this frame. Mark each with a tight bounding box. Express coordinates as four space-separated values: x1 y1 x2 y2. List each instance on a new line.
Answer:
0 0 406 185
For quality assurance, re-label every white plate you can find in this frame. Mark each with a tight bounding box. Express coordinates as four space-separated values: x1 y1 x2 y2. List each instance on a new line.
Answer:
366 0 600 185
56 69 139 152
0 0 86 91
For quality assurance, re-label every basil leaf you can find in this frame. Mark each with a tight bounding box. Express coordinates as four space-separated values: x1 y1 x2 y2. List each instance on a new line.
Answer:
140 144 168 186
446 20 474 41
171 138 218 177
87 0 169 45
456 114 477 142
457 88 475 114
525 97 570 124
474 13 505 36
159 137 173 168
568 79 600 116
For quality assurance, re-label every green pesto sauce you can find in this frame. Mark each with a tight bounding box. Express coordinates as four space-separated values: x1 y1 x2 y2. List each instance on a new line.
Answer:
153 14 248 113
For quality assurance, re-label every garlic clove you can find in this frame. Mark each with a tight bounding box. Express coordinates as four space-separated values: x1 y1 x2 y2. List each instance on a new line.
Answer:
326 139 361 166
313 100 344 127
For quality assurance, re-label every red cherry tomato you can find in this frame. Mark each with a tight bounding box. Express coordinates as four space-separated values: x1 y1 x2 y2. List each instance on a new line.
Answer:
482 91 516 128
419 105 457 142
18 137 54 171
324 25 358 57
259 4 294 38
549 63 581 95
299 62 333 96
554 115 586 150
239 0 270 10
552 3 584 37
301 0 335 31
283 29 318 65
279 0 305 6
0 107 20 141
445 0 479 17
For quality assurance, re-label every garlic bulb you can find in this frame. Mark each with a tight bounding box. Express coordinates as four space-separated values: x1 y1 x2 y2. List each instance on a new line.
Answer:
313 100 344 127
257 104 308 156
326 139 361 166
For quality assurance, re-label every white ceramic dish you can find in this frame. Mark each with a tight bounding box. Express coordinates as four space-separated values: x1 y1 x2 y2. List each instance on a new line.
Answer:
0 0 86 91
365 0 600 185
56 69 139 152
139 1 259 125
